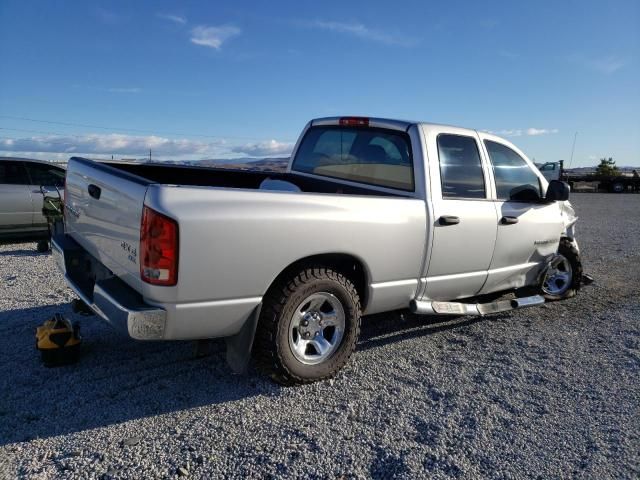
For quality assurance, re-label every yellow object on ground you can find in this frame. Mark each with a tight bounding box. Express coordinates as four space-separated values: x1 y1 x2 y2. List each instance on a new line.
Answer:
36 314 81 366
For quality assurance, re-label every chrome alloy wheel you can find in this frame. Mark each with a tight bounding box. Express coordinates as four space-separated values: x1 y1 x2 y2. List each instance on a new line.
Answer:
542 254 573 296
288 292 345 365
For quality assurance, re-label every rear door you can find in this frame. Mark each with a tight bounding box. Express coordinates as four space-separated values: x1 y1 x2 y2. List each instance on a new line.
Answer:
479 136 564 294
0 161 34 231
421 126 498 300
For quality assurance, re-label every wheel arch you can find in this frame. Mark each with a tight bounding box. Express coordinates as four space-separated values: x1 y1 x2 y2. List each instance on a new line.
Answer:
265 253 370 311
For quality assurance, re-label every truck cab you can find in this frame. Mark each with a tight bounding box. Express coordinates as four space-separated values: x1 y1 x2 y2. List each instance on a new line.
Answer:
288 118 575 300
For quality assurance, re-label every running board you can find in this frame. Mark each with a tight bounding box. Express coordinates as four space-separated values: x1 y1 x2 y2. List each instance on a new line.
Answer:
410 294 545 317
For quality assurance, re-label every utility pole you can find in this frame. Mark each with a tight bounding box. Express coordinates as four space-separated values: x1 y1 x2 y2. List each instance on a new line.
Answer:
568 132 578 168
149 149 152 162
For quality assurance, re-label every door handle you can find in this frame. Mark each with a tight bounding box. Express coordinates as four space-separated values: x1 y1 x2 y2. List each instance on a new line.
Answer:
500 216 519 225
438 215 460 226
88 184 101 200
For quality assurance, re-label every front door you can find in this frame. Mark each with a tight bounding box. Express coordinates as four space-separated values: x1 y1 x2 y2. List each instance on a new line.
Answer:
479 137 564 294
421 127 498 300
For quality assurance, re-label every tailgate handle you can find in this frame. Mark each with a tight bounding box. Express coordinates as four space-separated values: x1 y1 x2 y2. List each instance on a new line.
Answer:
88 184 101 200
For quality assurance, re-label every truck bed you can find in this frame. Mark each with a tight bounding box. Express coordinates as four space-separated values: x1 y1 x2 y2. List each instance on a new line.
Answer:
100 160 407 197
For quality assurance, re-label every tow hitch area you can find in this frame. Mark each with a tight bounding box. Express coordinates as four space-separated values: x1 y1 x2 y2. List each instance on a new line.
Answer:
410 294 546 316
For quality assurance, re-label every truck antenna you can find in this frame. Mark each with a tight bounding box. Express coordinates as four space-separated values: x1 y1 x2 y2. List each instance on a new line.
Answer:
568 132 578 168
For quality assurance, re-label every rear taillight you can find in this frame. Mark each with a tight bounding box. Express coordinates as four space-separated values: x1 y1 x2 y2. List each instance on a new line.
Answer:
339 116 369 127
140 206 179 286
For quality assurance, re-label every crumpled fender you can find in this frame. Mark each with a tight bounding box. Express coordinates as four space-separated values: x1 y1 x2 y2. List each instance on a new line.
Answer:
560 200 579 252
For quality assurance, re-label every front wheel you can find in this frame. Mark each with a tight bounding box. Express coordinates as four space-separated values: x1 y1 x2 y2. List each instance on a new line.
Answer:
253 267 361 385
541 239 582 301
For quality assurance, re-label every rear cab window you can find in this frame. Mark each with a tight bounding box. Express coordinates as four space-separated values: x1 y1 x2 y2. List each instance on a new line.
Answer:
291 126 414 191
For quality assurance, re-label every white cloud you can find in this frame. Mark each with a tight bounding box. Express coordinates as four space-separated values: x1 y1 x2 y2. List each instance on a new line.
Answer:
486 129 523 137
190 25 241 49
0 133 295 160
486 128 559 137
498 50 519 59
157 13 187 25
304 20 416 47
95 8 123 25
480 19 499 29
0 133 223 157
232 140 294 157
526 128 559 136
107 87 141 93
571 54 628 74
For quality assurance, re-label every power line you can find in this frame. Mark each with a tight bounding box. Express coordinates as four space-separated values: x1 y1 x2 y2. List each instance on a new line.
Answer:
0 114 295 142
0 127 92 138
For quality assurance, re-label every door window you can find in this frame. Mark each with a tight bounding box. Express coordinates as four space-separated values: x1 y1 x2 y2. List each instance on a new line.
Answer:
25 163 65 187
437 134 486 199
0 161 30 185
485 141 541 201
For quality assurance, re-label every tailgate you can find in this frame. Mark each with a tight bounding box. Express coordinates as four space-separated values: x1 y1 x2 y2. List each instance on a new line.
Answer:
64 157 149 292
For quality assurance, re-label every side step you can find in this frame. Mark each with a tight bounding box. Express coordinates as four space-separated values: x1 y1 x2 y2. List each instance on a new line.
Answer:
410 294 545 317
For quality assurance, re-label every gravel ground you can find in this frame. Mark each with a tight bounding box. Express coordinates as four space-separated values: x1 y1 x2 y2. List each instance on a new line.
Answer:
0 193 638 479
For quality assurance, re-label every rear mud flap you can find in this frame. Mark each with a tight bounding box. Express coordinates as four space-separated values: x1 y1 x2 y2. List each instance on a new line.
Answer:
225 304 261 374
581 273 594 285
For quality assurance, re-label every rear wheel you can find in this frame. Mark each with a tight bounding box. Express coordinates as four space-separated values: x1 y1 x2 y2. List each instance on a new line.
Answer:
541 239 582 300
253 267 361 385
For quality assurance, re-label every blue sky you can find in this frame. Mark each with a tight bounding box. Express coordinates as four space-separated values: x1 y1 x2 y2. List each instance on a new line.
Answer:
0 0 638 166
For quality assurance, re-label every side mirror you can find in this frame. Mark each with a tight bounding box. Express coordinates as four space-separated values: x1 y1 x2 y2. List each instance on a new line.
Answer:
546 180 570 202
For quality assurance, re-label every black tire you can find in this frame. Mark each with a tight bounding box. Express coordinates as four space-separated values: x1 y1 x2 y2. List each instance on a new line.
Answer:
36 240 49 253
253 266 361 385
541 238 582 301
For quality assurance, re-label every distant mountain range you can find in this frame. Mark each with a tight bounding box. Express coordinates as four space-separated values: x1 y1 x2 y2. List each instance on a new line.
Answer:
155 157 290 172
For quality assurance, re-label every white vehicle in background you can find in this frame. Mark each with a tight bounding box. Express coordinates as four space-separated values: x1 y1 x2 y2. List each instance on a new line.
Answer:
0 157 65 249
537 161 563 182
53 117 584 385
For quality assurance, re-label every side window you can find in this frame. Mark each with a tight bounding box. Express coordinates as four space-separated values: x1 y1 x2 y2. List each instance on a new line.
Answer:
485 141 541 202
0 161 30 185
437 134 486 199
24 163 65 187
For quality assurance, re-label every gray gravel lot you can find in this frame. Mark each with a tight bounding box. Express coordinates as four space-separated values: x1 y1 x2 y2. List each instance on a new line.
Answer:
1 193 639 479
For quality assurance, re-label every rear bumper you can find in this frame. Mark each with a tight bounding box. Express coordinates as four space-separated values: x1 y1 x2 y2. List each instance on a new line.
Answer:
52 235 167 340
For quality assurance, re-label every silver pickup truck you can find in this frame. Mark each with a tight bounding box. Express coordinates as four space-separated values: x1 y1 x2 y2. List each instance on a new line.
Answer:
53 116 582 385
